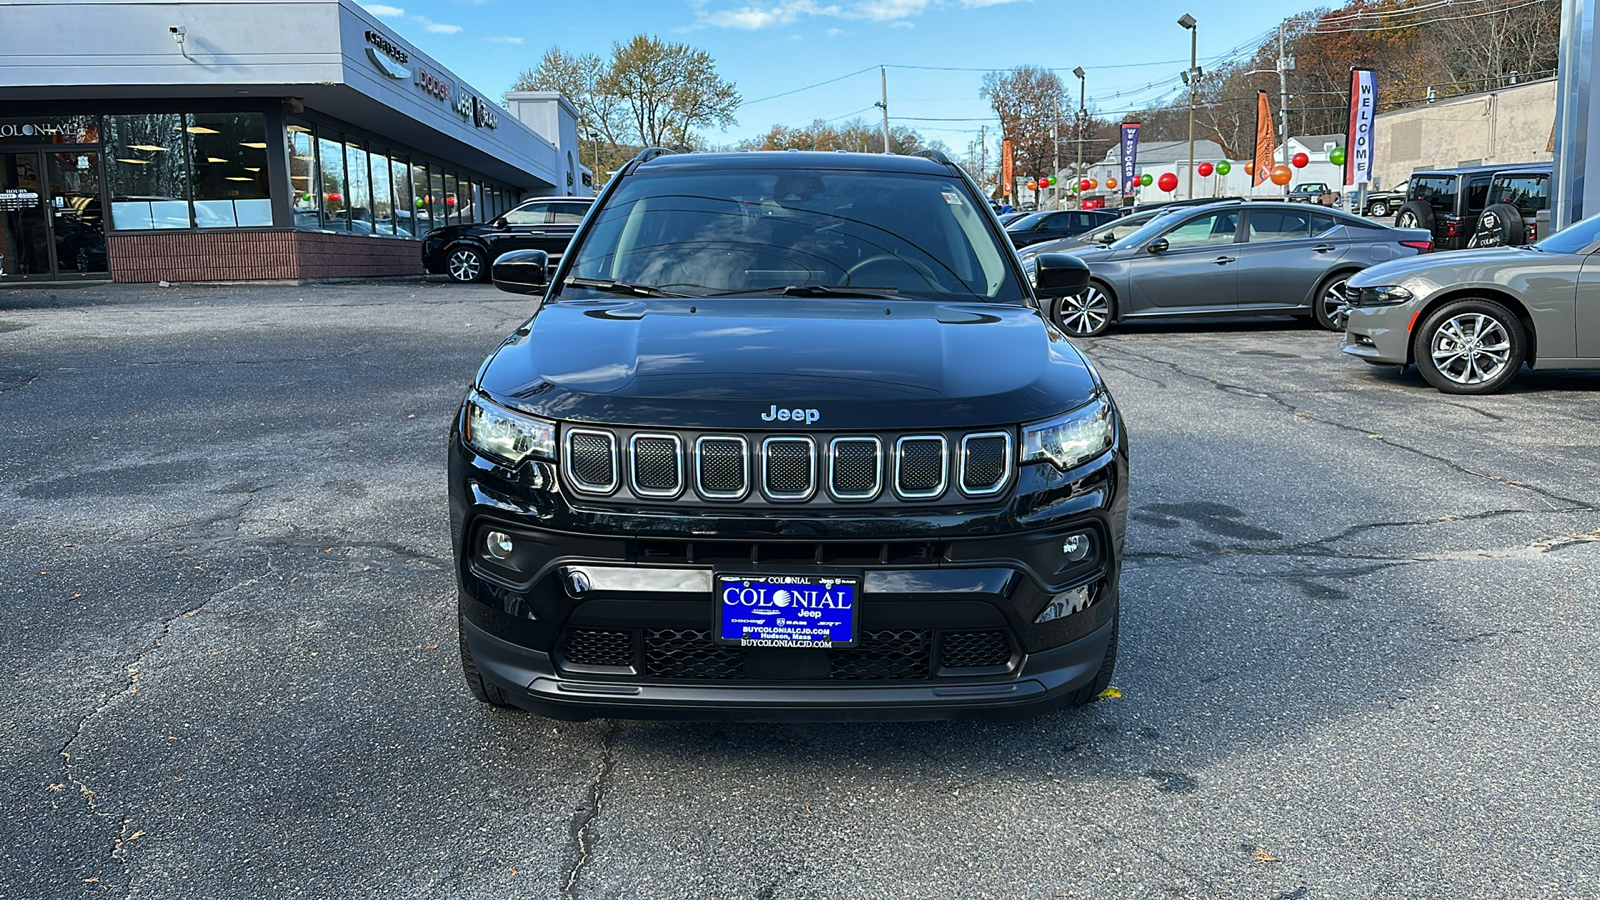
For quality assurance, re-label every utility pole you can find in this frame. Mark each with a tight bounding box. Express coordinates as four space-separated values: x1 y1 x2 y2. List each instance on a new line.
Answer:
1073 67 1086 210
979 124 987 194
875 67 891 153
1052 108 1060 209
1278 24 1295 197
1179 14 1198 199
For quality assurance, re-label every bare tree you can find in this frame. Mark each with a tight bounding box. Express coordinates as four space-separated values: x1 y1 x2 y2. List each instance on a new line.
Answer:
603 35 740 149
981 66 1067 184
512 47 632 181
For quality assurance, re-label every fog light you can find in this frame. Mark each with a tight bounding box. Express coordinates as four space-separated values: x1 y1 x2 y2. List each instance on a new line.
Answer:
484 530 514 560
1035 585 1093 623
1062 533 1092 563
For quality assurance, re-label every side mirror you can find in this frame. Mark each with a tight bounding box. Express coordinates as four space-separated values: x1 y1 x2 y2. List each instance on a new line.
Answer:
1033 252 1091 297
1146 237 1170 254
1098 231 1117 243
491 249 549 295
491 217 508 229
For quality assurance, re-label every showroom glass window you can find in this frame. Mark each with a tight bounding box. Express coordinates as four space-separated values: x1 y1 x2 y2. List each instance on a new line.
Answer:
187 112 272 227
318 135 348 229
104 114 190 230
442 171 459 226
389 156 414 236
370 148 394 235
344 141 372 233
411 161 431 234
287 121 319 229
430 168 447 227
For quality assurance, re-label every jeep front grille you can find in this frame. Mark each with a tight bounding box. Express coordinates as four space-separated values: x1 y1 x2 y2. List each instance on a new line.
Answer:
558 426 1013 506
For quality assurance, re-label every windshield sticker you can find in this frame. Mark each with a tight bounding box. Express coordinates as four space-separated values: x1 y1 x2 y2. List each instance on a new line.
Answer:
942 191 963 206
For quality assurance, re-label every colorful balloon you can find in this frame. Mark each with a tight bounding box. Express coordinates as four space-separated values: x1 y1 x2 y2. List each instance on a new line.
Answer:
1291 152 1310 168
1270 164 1293 186
1087 178 1099 189
1106 177 1118 190
1158 172 1178 192
1215 160 1232 176
326 191 342 204
1197 162 1214 177
1329 147 1347 166
1244 161 1255 176
1140 173 1153 187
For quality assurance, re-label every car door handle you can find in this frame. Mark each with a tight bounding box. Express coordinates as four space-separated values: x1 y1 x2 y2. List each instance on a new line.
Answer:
1214 256 1236 265
1312 244 1336 252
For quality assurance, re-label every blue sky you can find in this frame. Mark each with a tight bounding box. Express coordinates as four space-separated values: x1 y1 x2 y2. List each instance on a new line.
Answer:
361 0 1321 154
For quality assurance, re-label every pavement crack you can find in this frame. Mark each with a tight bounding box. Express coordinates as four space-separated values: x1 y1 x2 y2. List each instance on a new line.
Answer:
56 582 231 891
562 721 618 899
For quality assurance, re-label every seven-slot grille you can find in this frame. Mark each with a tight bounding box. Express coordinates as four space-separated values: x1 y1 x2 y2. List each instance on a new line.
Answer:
561 426 1015 503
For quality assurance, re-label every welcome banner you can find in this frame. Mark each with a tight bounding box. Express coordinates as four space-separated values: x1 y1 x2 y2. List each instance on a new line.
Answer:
1346 68 1378 185
1252 91 1276 187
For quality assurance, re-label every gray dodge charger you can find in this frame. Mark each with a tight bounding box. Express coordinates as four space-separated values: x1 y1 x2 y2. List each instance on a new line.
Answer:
1342 212 1600 394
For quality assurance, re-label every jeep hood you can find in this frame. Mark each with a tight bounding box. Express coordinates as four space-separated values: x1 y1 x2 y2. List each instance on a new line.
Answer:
476 297 1100 430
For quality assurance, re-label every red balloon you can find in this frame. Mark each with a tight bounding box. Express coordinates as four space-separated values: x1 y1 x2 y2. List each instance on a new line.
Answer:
1292 152 1310 168
1079 179 1092 192
1157 172 1178 192
326 192 342 204
1197 161 1214 177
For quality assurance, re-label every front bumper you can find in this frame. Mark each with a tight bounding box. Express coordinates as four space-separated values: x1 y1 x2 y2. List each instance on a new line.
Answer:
448 422 1128 721
1341 301 1417 364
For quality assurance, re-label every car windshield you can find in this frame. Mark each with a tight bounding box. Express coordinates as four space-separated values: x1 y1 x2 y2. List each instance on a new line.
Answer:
1005 211 1048 231
1533 213 1600 254
564 168 1023 302
1080 211 1159 243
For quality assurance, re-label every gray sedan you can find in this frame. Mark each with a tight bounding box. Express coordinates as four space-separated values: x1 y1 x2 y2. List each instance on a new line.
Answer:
1342 212 1600 394
1039 201 1433 336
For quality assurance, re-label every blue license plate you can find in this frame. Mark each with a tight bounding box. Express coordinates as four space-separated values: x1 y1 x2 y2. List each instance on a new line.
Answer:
715 575 859 648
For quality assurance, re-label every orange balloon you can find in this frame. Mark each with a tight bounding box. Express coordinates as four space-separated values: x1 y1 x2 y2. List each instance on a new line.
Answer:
1244 161 1255 176
1270 164 1292 186
1106 177 1118 190
1087 178 1098 189
1026 180 1038 190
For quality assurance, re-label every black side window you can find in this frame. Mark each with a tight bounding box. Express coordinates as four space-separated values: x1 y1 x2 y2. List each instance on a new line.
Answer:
1310 213 1338 236
549 202 588 224
1465 176 1492 212
1413 176 1456 212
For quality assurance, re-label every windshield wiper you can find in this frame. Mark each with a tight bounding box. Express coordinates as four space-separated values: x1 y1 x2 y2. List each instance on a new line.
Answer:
708 284 902 298
562 277 687 298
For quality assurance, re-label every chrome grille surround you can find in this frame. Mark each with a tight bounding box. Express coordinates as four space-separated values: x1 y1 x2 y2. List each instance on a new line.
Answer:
628 432 683 498
828 436 882 501
695 435 749 500
563 428 619 495
761 435 816 501
959 431 1013 496
893 434 948 499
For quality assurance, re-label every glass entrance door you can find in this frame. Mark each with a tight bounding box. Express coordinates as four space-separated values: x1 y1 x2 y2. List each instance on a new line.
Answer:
46 150 107 277
0 151 52 280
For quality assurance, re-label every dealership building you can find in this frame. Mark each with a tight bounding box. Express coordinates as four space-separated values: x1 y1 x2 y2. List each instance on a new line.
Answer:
0 0 589 283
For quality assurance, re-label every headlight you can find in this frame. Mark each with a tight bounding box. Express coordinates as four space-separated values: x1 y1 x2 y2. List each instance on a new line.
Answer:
1353 285 1413 307
1021 395 1114 471
463 390 555 466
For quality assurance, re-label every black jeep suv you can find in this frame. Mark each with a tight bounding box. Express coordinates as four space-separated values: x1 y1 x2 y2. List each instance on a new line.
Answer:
1395 163 1549 250
448 149 1128 721
421 196 592 283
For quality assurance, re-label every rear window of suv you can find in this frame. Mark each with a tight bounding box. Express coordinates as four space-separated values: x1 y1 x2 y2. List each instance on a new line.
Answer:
567 169 1022 302
1491 175 1548 216
1412 175 1457 212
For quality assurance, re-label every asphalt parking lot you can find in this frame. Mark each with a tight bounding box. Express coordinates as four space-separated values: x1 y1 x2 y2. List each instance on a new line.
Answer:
2 280 1596 899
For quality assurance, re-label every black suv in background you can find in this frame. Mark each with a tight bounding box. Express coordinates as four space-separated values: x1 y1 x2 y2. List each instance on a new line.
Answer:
449 149 1127 721
1006 209 1119 248
1395 163 1549 250
421 196 592 282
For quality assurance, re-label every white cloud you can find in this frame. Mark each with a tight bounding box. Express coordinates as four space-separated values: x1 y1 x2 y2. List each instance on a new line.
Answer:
486 35 525 44
701 1 835 30
696 0 974 29
412 15 463 33
365 3 405 16
959 0 1031 6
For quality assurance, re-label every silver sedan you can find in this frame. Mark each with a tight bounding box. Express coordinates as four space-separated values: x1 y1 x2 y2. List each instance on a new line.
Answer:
1037 201 1432 336
1342 212 1600 394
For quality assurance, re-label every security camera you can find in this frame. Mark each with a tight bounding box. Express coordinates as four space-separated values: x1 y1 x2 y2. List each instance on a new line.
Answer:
170 25 187 42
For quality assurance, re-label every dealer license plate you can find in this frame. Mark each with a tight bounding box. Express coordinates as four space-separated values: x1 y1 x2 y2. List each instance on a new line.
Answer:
715 574 859 648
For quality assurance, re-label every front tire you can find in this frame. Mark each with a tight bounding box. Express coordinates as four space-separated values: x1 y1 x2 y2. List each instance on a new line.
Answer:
1053 283 1114 337
1413 299 1526 395
1064 609 1118 707
446 245 486 283
460 624 513 707
1313 273 1352 331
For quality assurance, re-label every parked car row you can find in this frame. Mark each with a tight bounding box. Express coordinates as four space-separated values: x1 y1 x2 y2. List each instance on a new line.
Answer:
420 196 593 282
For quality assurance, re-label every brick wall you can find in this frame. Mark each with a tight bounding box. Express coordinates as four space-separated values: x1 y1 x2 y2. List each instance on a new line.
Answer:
108 230 424 283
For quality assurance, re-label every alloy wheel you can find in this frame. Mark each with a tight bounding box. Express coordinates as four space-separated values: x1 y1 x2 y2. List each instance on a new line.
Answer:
1428 313 1512 386
1396 210 1417 228
448 249 482 282
1320 278 1349 330
1370 200 1389 217
1056 286 1111 336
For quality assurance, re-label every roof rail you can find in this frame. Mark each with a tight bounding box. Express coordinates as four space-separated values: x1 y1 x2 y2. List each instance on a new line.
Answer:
912 148 954 167
633 147 679 164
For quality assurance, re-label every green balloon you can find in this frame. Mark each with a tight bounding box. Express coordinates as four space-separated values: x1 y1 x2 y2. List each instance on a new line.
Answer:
1215 160 1232 176
1329 147 1347 166
1140 173 1153 187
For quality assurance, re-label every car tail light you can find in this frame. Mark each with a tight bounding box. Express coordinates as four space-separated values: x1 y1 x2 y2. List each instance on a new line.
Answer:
1445 220 1462 237
1400 240 1432 253
1527 223 1538 242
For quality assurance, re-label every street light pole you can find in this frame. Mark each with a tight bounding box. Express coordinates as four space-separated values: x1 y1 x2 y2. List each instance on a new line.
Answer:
875 67 891 153
1179 13 1198 199
1073 66 1085 210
